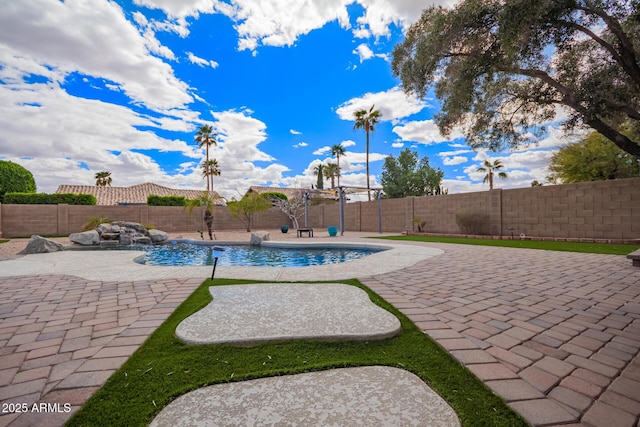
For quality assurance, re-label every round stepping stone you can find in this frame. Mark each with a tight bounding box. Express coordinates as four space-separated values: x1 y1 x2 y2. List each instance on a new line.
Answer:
150 366 461 427
176 283 401 345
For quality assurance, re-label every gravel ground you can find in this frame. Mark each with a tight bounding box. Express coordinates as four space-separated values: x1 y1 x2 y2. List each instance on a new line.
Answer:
0 229 306 257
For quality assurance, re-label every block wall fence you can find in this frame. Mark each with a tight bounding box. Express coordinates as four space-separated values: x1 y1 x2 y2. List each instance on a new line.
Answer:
1 177 638 240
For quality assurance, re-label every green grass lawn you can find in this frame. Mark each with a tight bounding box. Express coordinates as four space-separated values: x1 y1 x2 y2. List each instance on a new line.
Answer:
375 235 640 255
67 278 528 427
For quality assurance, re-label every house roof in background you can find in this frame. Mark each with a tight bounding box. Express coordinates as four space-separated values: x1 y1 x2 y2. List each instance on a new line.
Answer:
55 183 225 206
245 186 338 200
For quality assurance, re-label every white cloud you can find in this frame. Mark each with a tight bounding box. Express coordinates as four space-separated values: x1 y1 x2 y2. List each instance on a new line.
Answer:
187 52 219 69
336 87 426 122
313 146 332 155
443 156 467 165
293 142 308 148
353 0 456 38
391 142 404 148
352 43 389 63
438 149 472 157
392 119 464 145
221 0 351 52
0 0 193 112
342 140 357 148
290 129 302 135
207 109 290 198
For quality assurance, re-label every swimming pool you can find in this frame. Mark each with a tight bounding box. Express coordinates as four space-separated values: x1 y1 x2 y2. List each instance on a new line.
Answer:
132 242 386 267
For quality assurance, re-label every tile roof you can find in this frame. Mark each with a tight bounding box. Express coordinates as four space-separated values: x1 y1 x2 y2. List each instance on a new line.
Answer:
55 183 225 206
246 186 338 200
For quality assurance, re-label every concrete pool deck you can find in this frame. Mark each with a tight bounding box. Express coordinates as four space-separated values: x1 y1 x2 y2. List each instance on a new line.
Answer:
0 232 639 426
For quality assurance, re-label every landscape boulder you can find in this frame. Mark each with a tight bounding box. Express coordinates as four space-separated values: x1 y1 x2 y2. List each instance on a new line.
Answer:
69 221 169 247
249 231 270 246
18 235 65 254
69 230 100 246
148 229 169 243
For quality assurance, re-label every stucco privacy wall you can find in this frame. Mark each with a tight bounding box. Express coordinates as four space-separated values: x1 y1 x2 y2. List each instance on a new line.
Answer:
0 177 638 239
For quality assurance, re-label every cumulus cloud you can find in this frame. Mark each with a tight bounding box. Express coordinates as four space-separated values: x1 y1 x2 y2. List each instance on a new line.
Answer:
391 142 404 148
0 0 193 112
290 129 302 135
187 52 219 69
336 87 426 123
442 156 468 166
392 119 464 145
293 142 308 148
207 109 289 198
352 43 389 63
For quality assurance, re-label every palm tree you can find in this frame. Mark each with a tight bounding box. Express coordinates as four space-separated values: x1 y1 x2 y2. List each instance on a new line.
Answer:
185 191 217 240
195 125 217 191
330 143 346 186
94 171 112 187
477 159 508 190
324 163 340 189
353 105 381 200
202 159 221 190
313 164 324 190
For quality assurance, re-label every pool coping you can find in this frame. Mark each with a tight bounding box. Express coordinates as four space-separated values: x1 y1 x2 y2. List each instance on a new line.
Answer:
0 239 443 281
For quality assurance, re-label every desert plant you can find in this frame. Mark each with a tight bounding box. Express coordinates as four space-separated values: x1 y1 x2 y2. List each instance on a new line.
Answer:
185 192 216 240
227 193 271 232
455 210 490 235
411 216 427 232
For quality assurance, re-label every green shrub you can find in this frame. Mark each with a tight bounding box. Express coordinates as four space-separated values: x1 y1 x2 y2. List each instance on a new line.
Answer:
412 216 427 232
147 195 187 206
455 210 490 235
3 193 96 205
0 160 36 202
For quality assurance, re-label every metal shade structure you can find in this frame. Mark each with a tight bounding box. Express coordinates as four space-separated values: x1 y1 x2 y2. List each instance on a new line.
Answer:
302 186 383 236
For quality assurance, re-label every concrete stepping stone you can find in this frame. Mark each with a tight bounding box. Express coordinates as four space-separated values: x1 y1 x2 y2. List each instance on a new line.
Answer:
176 283 401 345
150 366 461 427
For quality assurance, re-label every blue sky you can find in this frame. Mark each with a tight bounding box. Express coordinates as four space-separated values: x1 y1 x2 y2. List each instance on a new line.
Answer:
0 0 580 200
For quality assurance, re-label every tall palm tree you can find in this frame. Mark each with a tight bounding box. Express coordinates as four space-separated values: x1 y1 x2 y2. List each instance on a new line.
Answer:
330 143 346 186
353 105 381 200
324 163 340 189
313 164 325 190
477 159 508 190
94 171 112 187
195 125 217 191
201 159 221 191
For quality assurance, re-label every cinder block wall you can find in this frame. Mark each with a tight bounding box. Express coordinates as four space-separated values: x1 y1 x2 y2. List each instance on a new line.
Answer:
305 178 640 239
1 178 638 239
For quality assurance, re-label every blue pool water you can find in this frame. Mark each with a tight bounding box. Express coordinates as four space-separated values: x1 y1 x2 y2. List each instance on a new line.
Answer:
131 243 384 267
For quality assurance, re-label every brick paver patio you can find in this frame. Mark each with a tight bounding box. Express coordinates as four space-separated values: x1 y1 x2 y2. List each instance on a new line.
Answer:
0 241 639 426
362 243 640 427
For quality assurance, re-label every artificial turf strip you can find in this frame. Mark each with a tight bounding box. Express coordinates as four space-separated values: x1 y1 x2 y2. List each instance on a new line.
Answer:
375 234 640 255
66 279 528 427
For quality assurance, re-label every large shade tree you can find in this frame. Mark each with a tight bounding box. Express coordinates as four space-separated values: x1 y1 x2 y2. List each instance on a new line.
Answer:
548 130 640 183
392 0 640 157
354 105 382 200
195 125 217 191
381 149 444 198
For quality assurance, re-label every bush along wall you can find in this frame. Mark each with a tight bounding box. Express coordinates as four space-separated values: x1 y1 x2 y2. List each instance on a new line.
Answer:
3 193 97 205
147 195 187 206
